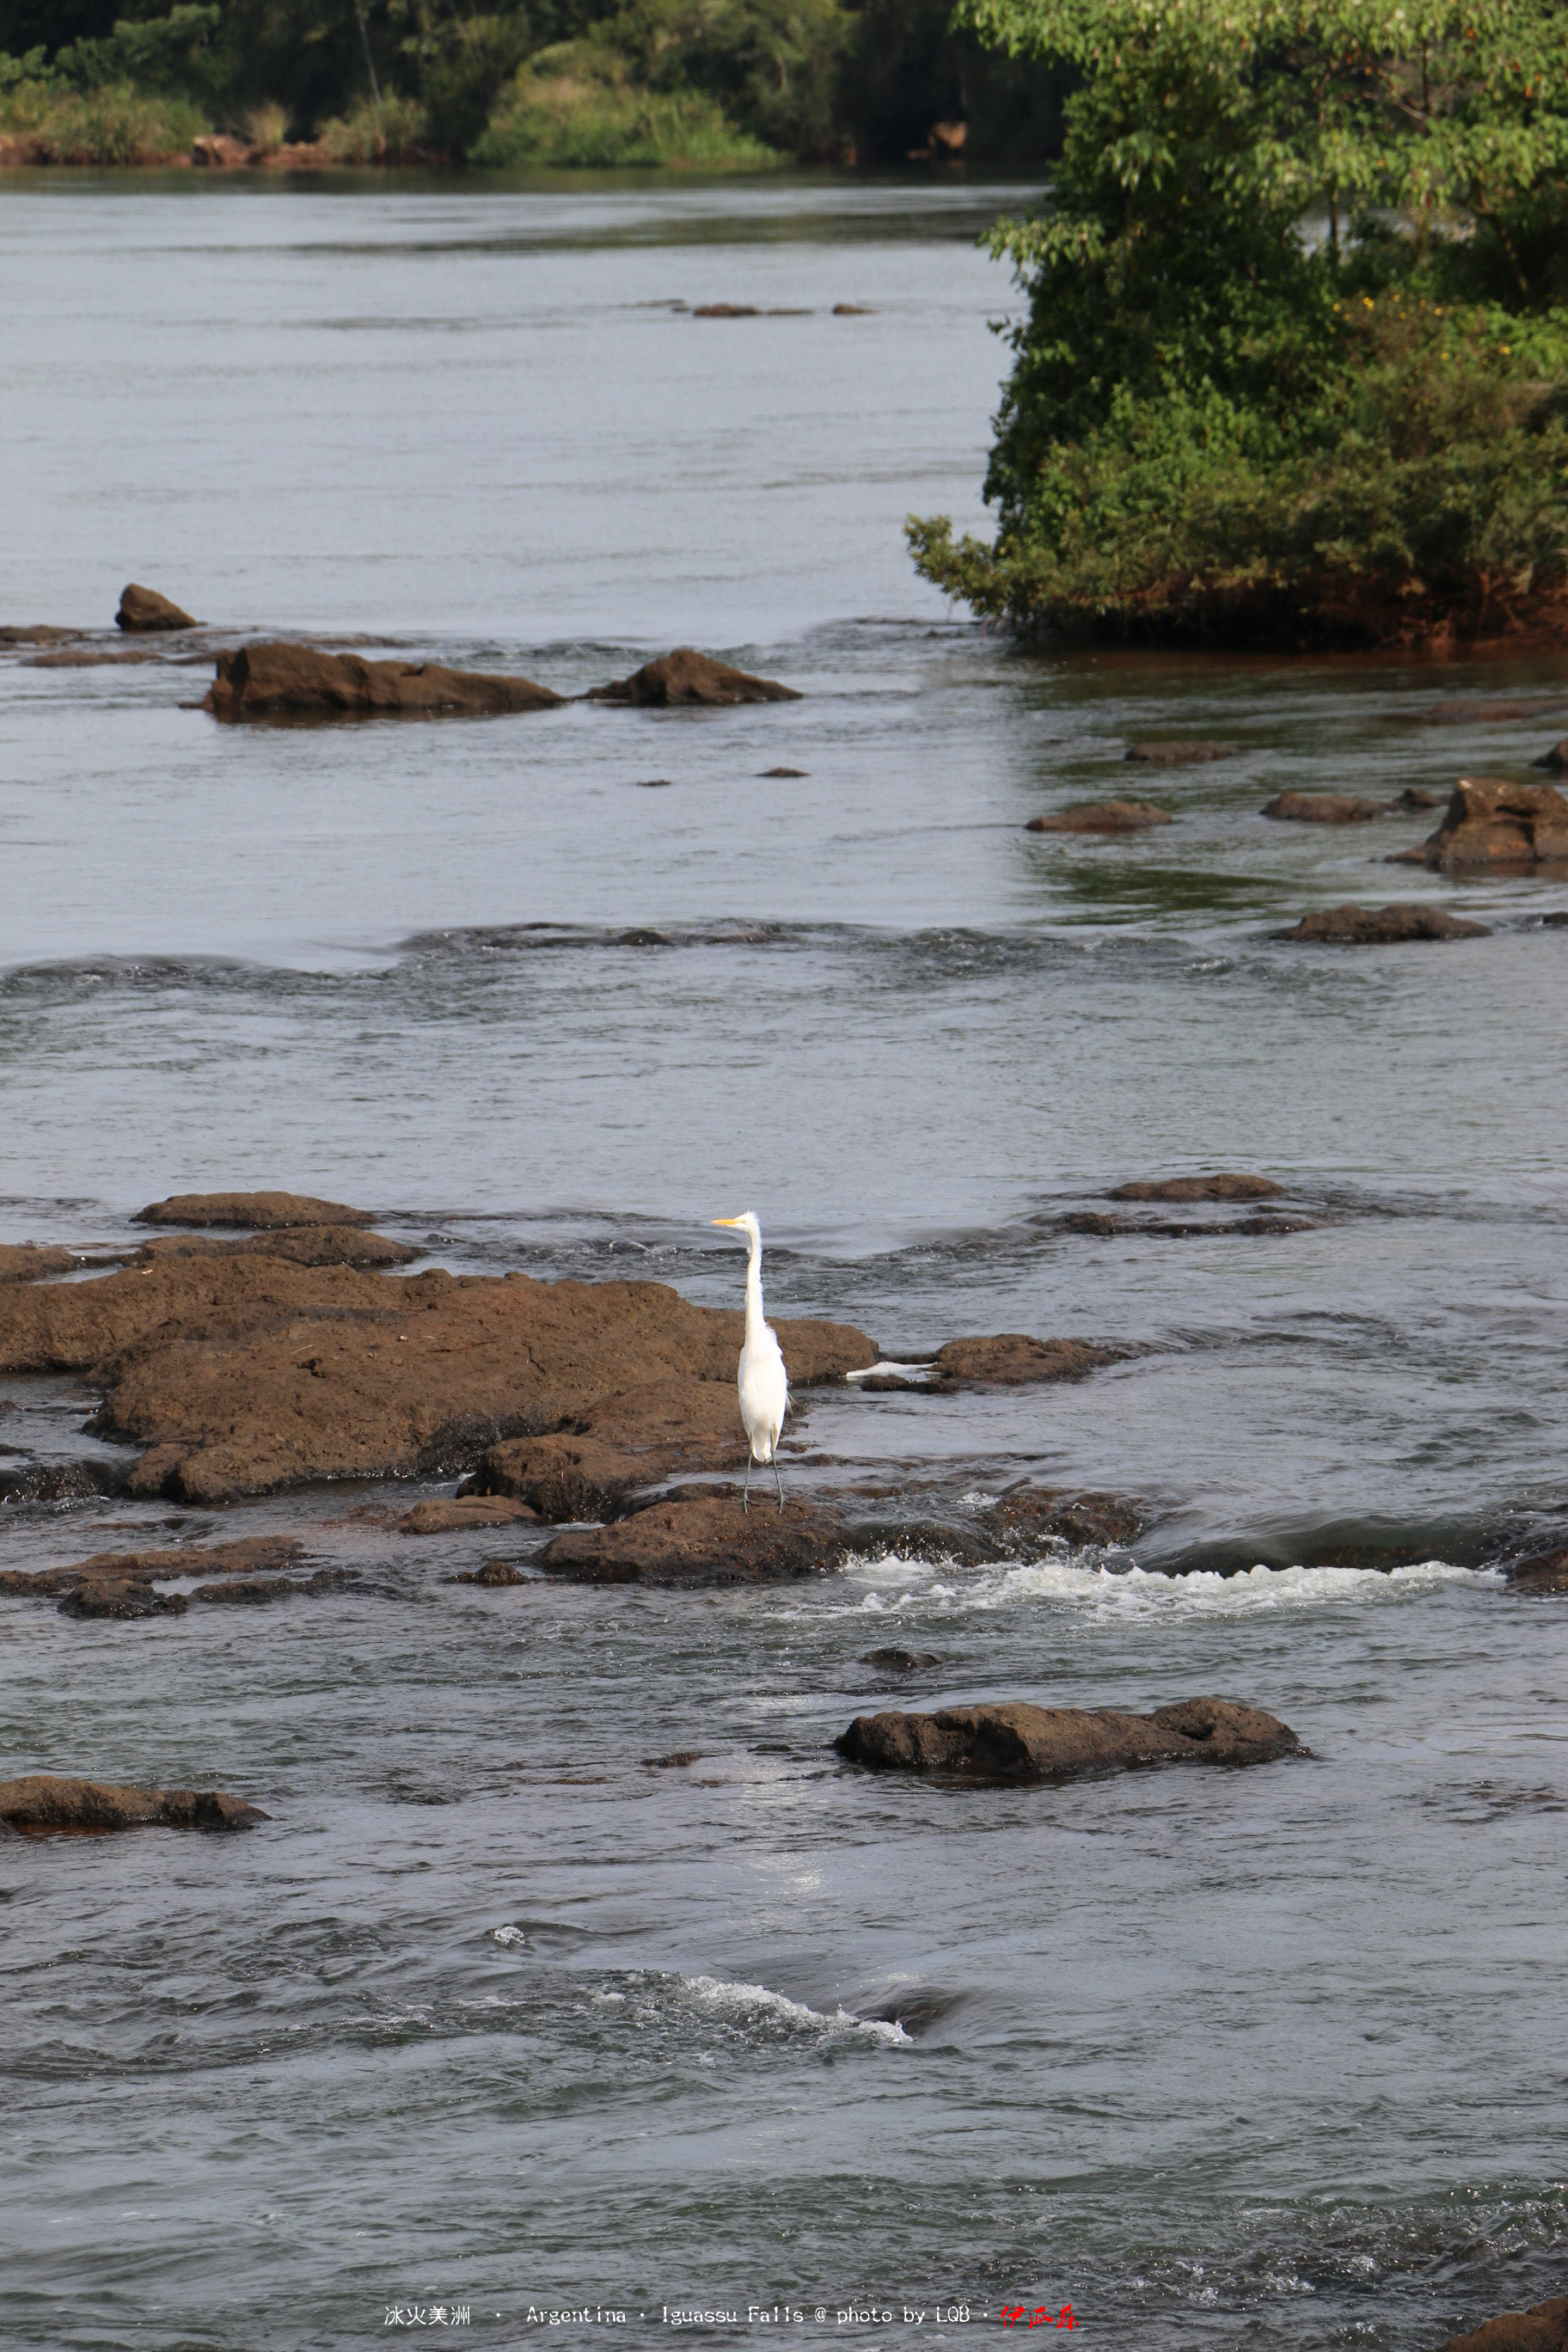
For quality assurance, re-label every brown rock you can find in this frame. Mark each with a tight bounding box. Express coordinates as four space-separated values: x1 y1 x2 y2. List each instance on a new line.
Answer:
1124 741 1236 765
1272 903 1490 943
399 1496 539 1535
1026 800 1173 835
1110 1173 1283 1204
451 1559 529 1586
0 1774 266 1834
1440 2296 1568 2352
0 625 77 645
135 1190 372 1230
189 1568 352 1605
863 1646 941 1672
1397 787 1446 808
1410 699 1568 726
1534 738 1568 772
0 1243 78 1283
59 1579 188 1620
0 1228 875 1504
539 1491 845 1585
931 1335 1123 1389
834 1696 1299 1783
1390 776 1568 870
982 1487 1142 1549
2 1539 306 1618
1262 791 1385 824
587 648 800 707
116 584 198 633
135 1226 418 1270
1504 1546 1568 1596
203 641 561 720
692 303 759 318
191 133 251 168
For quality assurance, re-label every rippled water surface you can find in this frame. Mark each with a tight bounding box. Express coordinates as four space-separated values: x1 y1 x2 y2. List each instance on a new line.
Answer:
2 177 1566 2352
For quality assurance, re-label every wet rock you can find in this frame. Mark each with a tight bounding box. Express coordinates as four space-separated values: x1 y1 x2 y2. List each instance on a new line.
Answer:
400 1496 538 1535
981 1487 1142 1549
1272 903 1490 943
0 1538 304 1617
930 1335 1124 1389
835 1696 1300 1784
1026 799 1173 835
1504 1546 1568 1596
1389 777 1568 870
59 1578 189 1620
135 1225 418 1270
450 1559 529 1587
1397 787 1445 808
1261 791 1385 824
117 583 198 633
1124 741 1236 764
0 1458 123 1505
189 1567 352 1604
135 1191 372 1230
539 1491 846 1585
0 625 77 646
1440 2295 1568 2352
862 1646 942 1673
762 765 807 777
587 648 800 706
833 303 872 315
1110 1173 1283 1204
1409 698 1568 727
692 303 759 318
1534 738 1568 772
0 1244 79 1283
203 641 562 720
0 1221 874 1504
0 1774 266 1834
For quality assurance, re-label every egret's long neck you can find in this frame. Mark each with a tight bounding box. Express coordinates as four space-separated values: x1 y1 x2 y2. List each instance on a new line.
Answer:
744 1235 764 1342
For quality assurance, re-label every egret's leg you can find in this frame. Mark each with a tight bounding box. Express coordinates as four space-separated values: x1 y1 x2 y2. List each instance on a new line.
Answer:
773 1449 783 1510
743 1454 751 1513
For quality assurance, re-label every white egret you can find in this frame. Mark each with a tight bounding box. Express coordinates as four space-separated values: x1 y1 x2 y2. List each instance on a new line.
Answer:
711 1211 788 1510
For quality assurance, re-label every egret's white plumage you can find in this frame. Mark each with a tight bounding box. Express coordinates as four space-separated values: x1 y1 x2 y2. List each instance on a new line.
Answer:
711 1211 788 1510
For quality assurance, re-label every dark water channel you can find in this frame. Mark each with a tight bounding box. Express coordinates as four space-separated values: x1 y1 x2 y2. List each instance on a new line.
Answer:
1 178 1565 2351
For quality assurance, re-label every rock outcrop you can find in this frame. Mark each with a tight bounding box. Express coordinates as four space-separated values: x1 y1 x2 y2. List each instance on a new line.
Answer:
117 583 198 632
1124 742 1236 764
1262 791 1385 824
203 641 562 720
587 648 800 706
929 1335 1124 1388
1 1538 305 1619
0 1201 875 1504
539 1491 847 1584
136 1191 372 1229
399 1496 538 1535
0 1774 266 1833
835 1697 1299 1783
1439 2295 1568 2352
1026 800 1173 835
1504 1546 1568 1596
1390 777 1568 871
1110 1173 1282 1204
1272 904 1489 943
1534 739 1568 772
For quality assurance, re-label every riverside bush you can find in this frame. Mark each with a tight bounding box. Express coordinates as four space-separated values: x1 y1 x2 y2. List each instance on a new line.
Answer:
910 0 1568 646
472 41 775 168
0 70 206 160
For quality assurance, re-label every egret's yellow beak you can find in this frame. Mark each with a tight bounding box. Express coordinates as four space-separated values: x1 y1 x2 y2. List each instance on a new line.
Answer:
711 1216 744 1228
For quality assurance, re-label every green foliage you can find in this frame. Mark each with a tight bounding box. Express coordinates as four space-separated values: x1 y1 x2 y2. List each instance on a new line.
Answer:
401 12 529 159
0 70 207 157
472 38 775 167
319 88 426 160
910 0 1568 642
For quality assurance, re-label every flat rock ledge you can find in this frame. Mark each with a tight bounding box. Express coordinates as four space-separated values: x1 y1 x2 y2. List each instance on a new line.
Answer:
1026 799 1172 835
834 1698 1300 1785
1440 2294 1568 2352
136 1190 372 1229
1390 777 1568 871
1272 904 1489 944
204 642 563 720
0 1774 266 1834
586 648 799 706
1110 1173 1282 1203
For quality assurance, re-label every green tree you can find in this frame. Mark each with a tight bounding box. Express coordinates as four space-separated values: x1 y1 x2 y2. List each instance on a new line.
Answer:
910 0 1568 644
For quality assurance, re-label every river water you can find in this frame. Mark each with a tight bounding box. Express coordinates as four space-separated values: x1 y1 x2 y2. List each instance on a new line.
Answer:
1 177 1565 2352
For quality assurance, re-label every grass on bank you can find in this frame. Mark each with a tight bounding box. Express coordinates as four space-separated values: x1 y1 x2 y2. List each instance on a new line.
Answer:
0 72 207 162
471 42 776 170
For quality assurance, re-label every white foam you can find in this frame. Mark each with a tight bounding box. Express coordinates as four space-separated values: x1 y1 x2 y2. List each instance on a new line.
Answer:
979 1555 1496 1617
682 1974 910 2048
492 1924 527 1947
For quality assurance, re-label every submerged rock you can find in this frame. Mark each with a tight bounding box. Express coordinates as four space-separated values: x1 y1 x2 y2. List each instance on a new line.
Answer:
587 648 800 706
1389 777 1568 870
862 1646 943 1674
981 1486 1142 1549
1504 1546 1568 1596
930 1334 1124 1388
399 1496 539 1535
1124 741 1236 764
136 1190 372 1229
1110 1173 1283 1204
1026 799 1173 835
203 641 562 720
0 1774 266 1833
451 1559 529 1587
1 1538 306 1620
117 583 198 633
1262 790 1385 824
1272 903 1490 943
834 1697 1300 1784
1534 738 1568 772
1440 2294 1568 2352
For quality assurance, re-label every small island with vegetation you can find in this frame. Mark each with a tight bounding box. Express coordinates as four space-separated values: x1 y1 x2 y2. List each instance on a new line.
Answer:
910 0 1568 650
